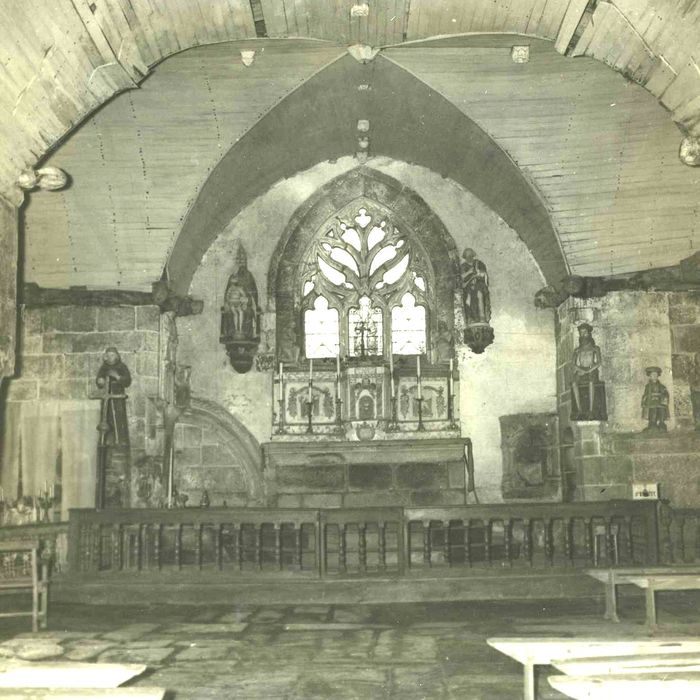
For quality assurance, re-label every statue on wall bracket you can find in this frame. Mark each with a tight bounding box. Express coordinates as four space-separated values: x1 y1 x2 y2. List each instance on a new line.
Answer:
641 366 669 433
220 243 261 374
460 248 494 354
570 323 607 421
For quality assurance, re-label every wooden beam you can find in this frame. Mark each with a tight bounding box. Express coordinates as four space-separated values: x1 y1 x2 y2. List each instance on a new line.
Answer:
554 0 590 55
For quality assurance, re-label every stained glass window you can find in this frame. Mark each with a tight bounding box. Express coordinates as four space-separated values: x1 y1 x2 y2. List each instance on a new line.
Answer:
300 204 430 359
348 296 383 357
391 292 426 355
304 296 339 358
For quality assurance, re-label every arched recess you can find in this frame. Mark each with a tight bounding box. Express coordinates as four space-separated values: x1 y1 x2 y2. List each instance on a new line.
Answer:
269 167 460 363
167 53 566 295
184 396 264 503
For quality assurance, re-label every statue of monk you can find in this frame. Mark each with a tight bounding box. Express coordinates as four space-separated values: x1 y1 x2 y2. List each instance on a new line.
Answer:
571 323 601 418
96 347 132 445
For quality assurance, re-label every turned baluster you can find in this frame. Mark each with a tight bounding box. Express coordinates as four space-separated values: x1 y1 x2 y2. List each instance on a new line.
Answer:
274 523 282 570
255 525 263 570
295 524 303 570
195 523 203 570
464 520 471 567
359 524 367 572
522 519 532 566
378 522 386 570
583 518 593 565
113 524 123 571
175 524 182 570
624 516 634 564
153 524 161 571
544 519 553 566
92 527 102 571
504 520 512 566
484 521 492 566
134 524 142 571
423 520 432 567
443 521 451 567
564 518 574 566
339 524 347 572
236 525 244 571
216 525 223 571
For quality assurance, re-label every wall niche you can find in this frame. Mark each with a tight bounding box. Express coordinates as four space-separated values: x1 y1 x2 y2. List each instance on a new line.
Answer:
500 413 560 500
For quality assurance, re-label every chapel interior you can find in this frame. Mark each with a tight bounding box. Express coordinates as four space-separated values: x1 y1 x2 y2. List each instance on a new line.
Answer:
1 2 700 699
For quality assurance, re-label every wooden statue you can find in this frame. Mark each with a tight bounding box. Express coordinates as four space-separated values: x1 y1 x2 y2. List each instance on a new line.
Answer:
460 247 491 324
642 366 669 433
96 347 131 446
220 243 261 373
570 324 607 421
460 247 494 353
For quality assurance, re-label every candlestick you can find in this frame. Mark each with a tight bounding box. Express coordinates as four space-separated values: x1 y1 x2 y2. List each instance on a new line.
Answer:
308 359 313 403
389 352 395 398
278 362 284 403
417 355 422 400
336 354 340 379
449 358 454 395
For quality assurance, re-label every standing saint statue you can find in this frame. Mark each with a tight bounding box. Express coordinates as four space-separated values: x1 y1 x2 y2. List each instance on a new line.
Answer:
642 366 669 433
460 248 491 324
221 244 259 340
96 347 132 445
571 323 606 420
220 243 261 373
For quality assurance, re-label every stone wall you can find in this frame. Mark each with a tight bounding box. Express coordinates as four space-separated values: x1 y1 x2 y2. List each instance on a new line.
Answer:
178 156 557 503
556 291 700 506
669 291 700 429
2 304 160 509
263 439 468 508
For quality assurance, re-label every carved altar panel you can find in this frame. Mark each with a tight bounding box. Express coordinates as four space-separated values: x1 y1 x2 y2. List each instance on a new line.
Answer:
272 361 459 440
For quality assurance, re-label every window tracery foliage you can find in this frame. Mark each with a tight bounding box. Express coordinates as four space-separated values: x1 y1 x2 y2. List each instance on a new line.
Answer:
300 205 431 359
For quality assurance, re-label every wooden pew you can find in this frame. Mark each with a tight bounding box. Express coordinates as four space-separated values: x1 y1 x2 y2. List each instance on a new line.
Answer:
0 540 48 632
548 671 700 700
586 567 700 627
487 637 700 700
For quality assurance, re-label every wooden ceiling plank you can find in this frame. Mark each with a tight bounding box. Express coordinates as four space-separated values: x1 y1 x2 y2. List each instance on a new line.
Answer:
261 0 291 37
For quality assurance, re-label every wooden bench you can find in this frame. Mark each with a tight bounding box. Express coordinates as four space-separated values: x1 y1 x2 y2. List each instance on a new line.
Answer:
0 663 147 689
0 662 165 699
548 671 700 700
0 539 48 632
551 651 700 676
0 690 166 699
487 637 700 700
587 567 700 627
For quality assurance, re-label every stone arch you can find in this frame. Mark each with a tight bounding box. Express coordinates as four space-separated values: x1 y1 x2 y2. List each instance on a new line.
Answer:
268 166 461 362
178 396 264 503
167 53 565 295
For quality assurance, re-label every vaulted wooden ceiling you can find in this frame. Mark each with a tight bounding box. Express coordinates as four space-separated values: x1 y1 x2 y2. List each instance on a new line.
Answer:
2 0 699 207
3 0 700 291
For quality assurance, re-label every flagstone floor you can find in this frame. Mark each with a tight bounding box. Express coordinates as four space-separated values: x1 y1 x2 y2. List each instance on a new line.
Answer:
1 592 700 699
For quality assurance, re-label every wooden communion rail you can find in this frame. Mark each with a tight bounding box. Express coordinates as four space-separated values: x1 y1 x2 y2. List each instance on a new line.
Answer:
67 500 662 578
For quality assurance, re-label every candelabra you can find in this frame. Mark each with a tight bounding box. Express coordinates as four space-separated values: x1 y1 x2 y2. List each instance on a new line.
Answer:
386 395 400 432
416 396 425 431
305 400 314 434
333 397 344 435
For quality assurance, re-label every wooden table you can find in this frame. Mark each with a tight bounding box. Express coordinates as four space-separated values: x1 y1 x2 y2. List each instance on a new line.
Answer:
587 567 700 627
487 637 700 700
549 671 700 700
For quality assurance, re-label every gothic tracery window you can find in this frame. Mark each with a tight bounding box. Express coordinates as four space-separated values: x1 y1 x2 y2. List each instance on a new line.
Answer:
301 205 430 359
